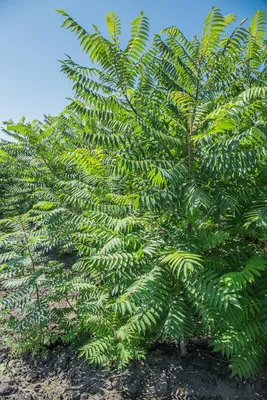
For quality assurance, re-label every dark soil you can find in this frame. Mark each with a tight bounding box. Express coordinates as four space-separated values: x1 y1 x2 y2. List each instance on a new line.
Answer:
0 339 266 400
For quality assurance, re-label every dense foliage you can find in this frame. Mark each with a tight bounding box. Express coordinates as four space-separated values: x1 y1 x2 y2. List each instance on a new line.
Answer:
1 7 267 378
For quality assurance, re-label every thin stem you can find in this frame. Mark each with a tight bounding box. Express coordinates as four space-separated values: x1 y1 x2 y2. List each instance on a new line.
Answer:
20 220 42 337
65 295 79 317
124 94 139 116
187 65 201 232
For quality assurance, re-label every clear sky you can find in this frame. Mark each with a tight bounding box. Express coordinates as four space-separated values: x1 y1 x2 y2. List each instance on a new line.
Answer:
0 0 266 132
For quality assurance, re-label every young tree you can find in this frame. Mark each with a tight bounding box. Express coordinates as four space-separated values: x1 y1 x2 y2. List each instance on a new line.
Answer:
1 7 267 377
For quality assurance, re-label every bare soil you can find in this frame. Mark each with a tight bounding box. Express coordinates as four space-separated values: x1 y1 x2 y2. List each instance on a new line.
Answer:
0 339 266 400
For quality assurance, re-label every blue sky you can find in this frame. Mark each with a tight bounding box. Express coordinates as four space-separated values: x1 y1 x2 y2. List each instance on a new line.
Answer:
0 0 266 130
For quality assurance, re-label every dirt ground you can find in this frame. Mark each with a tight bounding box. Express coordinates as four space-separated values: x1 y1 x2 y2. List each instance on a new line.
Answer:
0 339 267 400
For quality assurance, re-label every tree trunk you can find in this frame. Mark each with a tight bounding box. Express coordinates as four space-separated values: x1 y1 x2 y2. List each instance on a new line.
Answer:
180 339 187 357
